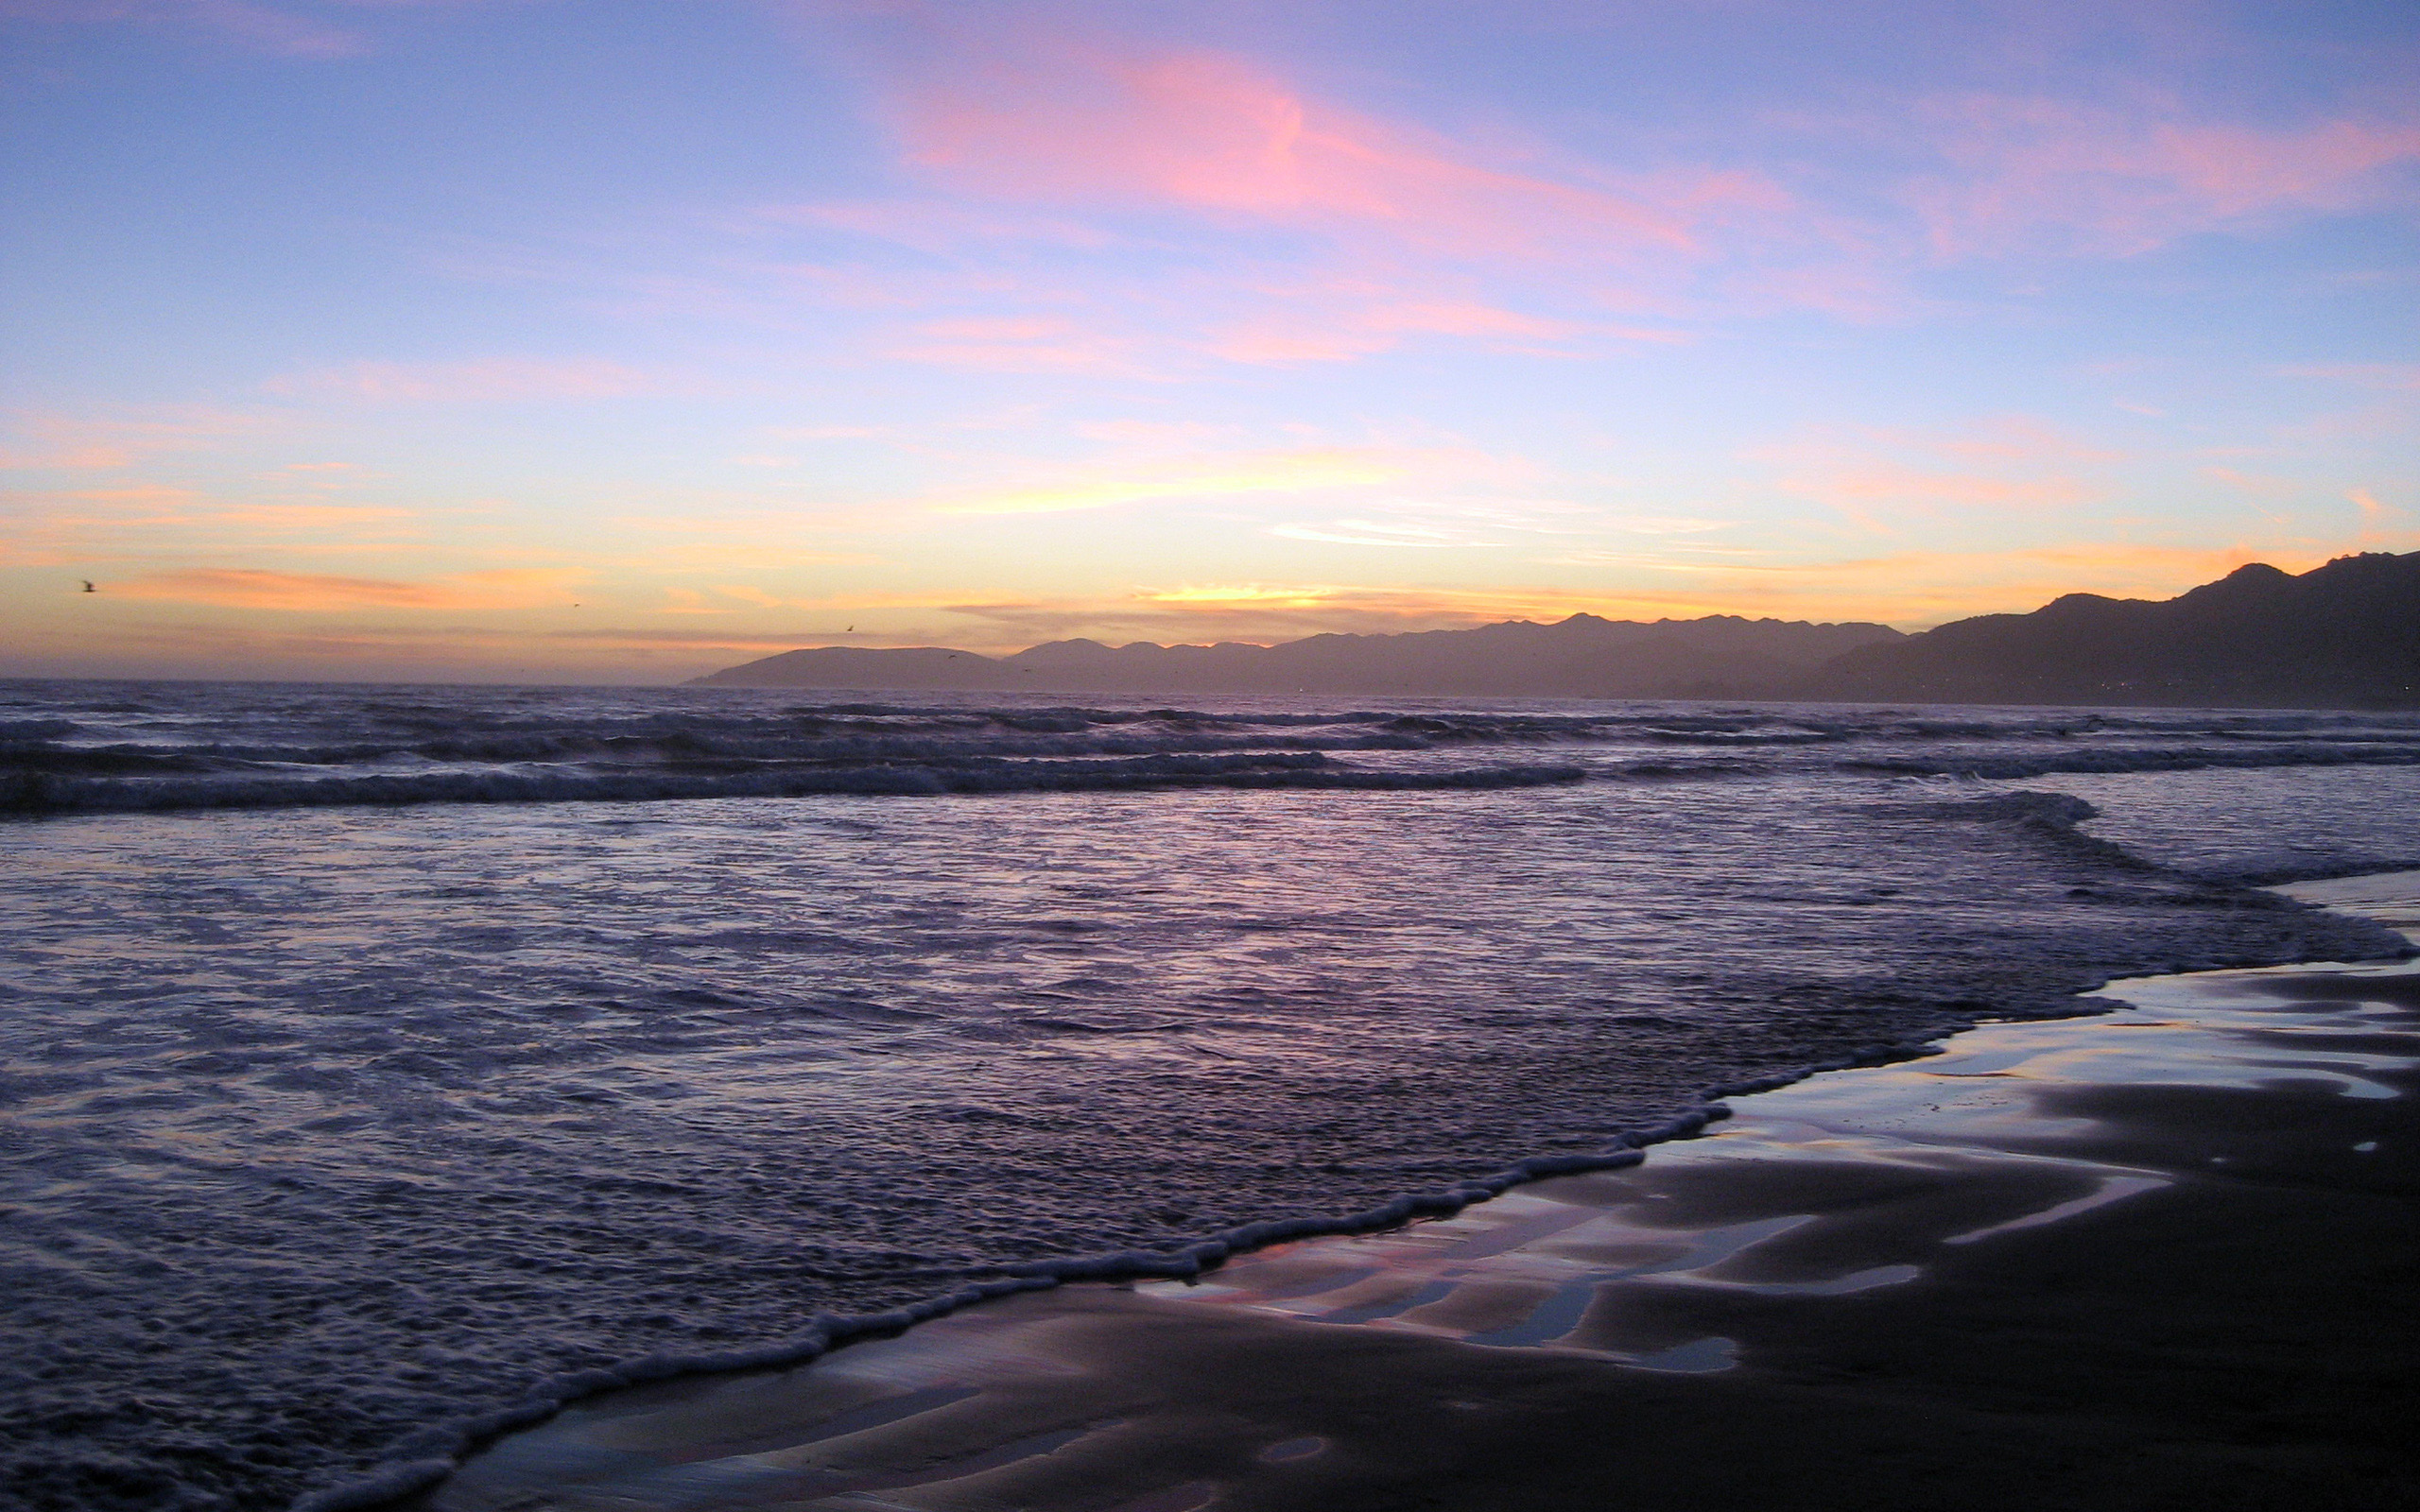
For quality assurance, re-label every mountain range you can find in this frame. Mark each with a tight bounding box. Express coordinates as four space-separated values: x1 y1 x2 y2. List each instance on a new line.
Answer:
693 551 2420 709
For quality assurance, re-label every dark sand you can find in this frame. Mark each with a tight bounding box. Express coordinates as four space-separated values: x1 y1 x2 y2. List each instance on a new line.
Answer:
408 874 2420 1512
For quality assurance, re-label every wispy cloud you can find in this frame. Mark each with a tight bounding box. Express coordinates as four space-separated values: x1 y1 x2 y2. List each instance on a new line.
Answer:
1761 417 2120 528
1792 460 2095 517
881 317 1146 376
107 566 579 610
0 407 278 470
1905 95 2420 258
1267 519 1477 547
458 15 2420 401
266 357 668 403
930 448 1408 516
1204 293 1641 366
2278 363 2420 390
881 38 1733 266
682 18 1825 372
0 483 425 564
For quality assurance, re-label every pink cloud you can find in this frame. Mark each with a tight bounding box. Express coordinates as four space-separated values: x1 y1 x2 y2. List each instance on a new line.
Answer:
1361 301 1583 339
0 407 275 470
266 357 664 402
1910 96 2420 257
1927 416 2125 466
109 566 576 610
912 317 1078 341
878 39 1760 267
1810 462 2094 514
0 482 429 566
1208 327 1396 365
1763 419 2121 526
753 23 1925 353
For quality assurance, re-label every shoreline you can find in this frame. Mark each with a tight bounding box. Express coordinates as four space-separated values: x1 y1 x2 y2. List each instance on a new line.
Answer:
389 871 2420 1512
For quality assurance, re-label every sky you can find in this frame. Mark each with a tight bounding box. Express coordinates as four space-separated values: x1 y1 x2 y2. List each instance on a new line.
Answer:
2 0 2415 683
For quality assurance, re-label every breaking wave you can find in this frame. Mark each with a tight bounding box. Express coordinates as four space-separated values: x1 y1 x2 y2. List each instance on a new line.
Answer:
0 751 1587 816
7 680 2420 819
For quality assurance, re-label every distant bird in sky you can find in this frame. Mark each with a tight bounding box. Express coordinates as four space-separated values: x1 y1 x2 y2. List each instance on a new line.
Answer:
80 580 95 593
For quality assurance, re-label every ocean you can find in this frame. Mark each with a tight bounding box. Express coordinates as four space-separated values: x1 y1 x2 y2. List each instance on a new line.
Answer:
4 679 2418 1510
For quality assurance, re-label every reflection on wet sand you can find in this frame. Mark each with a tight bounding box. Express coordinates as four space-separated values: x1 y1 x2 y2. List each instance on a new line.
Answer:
414 876 2420 1512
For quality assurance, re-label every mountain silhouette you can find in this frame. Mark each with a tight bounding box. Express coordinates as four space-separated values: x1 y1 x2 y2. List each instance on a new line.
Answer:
1816 551 2420 708
692 552 2419 709
691 613 1901 698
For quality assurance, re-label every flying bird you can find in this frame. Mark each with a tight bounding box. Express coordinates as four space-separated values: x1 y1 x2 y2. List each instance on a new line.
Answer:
80 580 95 593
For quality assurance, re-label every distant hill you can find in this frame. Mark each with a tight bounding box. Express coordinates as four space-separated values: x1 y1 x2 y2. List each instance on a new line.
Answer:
692 553 2420 708
690 613 1903 698
1818 552 2420 709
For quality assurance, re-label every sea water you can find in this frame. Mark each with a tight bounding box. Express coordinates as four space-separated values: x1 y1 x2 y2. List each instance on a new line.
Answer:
3 679 2417 1509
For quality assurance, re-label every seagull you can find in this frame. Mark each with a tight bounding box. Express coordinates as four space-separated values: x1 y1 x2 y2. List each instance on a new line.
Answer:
80 580 95 593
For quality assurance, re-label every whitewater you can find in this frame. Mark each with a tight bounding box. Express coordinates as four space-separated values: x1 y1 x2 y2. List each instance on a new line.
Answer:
4 679 2419 1510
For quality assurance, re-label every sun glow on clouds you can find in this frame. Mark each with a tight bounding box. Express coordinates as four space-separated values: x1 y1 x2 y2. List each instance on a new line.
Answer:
0 407 277 470
888 43 1714 263
0 482 429 567
921 536 2398 644
1115 539 2396 628
4 2 2416 679
109 568 579 612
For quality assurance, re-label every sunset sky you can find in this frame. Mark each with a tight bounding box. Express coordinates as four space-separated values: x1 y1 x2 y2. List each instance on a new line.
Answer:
3 0 2415 682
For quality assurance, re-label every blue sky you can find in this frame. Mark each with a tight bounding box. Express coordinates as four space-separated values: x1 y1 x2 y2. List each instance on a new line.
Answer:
3 0 2414 681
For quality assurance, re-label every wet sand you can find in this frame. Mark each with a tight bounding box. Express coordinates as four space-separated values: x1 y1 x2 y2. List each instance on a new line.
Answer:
408 874 2420 1512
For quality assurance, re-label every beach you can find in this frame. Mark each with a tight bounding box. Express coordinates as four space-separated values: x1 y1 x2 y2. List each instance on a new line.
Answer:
6 685 2420 1510
13 2 2417 1504
413 873 2420 1512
